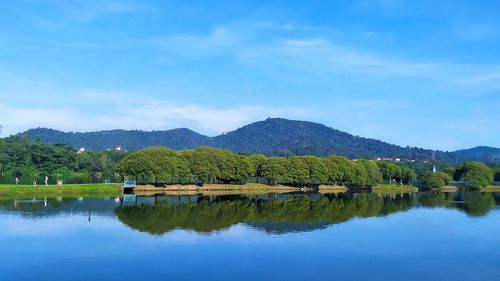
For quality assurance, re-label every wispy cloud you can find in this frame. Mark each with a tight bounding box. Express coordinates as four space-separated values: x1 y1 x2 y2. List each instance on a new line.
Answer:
125 22 500 89
455 72 500 86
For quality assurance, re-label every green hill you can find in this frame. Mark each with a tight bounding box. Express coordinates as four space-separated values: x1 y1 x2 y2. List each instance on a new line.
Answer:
15 118 497 163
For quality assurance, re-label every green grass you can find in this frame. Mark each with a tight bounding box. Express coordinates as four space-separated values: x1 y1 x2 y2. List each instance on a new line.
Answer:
0 183 121 200
372 184 417 193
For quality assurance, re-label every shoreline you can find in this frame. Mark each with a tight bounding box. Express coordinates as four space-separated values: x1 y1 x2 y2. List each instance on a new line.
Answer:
371 184 417 193
135 183 298 192
2 182 498 200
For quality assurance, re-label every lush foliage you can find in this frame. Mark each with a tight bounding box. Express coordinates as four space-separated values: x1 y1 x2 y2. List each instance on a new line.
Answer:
453 161 494 190
417 171 451 191
0 137 127 181
116 146 416 186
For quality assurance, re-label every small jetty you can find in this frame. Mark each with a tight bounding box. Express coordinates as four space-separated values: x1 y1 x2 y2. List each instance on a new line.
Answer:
122 180 137 194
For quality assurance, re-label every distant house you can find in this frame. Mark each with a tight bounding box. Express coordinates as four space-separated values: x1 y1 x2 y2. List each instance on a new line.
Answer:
77 147 86 154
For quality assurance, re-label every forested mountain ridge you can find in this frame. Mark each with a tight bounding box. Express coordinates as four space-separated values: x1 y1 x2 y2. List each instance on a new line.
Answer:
18 127 210 151
453 146 500 163
210 118 448 159
14 118 497 162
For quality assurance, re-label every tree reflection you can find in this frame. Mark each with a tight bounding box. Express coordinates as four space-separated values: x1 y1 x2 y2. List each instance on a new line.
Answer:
419 192 497 217
115 193 416 235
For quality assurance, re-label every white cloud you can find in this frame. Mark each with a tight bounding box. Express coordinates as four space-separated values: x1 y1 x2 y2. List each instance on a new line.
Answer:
0 93 312 136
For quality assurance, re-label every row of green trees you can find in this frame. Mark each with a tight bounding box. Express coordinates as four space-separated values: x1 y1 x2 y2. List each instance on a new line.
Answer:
116 146 418 186
116 146 497 189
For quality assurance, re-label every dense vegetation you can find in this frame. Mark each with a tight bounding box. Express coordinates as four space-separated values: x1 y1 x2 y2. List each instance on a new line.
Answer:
115 146 419 186
453 146 500 163
19 118 498 162
116 146 497 190
18 127 209 151
0 137 127 183
1 136 496 190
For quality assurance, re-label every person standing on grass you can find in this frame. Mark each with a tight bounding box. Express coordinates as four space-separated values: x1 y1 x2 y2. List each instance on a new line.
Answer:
15 177 19 186
45 176 48 186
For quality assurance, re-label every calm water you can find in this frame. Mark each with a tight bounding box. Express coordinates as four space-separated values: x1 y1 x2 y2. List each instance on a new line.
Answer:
1 192 499 281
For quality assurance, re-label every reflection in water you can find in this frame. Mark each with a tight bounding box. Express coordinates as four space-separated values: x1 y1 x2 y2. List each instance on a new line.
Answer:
1 192 498 235
419 192 499 217
115 193 416 234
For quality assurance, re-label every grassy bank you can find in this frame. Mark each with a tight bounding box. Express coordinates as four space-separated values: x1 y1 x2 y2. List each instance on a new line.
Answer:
0 184 121 200
372 184 417 193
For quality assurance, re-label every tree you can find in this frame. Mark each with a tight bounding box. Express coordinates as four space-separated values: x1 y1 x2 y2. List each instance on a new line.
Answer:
247 154 267 177
401 167 417 185
180 148 220 183
494 167 500 182
301 156 329 184
377 162 402 184
235 156 254 182
347 161 369 186
115 151 154 180
284 157 310 184
359 160 383 185
417 171 445 191
260 157 287 185
137 147 191 183
324 156 352 184
455 161 494 190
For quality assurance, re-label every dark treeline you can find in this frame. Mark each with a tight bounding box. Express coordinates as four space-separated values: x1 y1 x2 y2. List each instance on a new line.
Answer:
116 146 498 190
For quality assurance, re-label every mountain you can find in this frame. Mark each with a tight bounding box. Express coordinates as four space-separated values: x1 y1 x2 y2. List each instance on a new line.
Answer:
211 118 446 159
13 118 497 162
453 146 500 164
17 128 210 151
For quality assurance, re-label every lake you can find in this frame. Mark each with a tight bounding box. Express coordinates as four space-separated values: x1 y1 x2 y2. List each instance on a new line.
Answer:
1 192 499 281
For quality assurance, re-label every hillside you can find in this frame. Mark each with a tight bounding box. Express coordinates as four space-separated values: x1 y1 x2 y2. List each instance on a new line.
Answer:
13 118 496 162
453 146 500 163
18 128 210 151
210 118 449 159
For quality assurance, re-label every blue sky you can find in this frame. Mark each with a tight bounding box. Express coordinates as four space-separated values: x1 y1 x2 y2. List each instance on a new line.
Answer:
0 0 499 151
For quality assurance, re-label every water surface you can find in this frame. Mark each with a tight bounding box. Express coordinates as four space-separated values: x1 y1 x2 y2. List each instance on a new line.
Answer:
1 192 499 281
